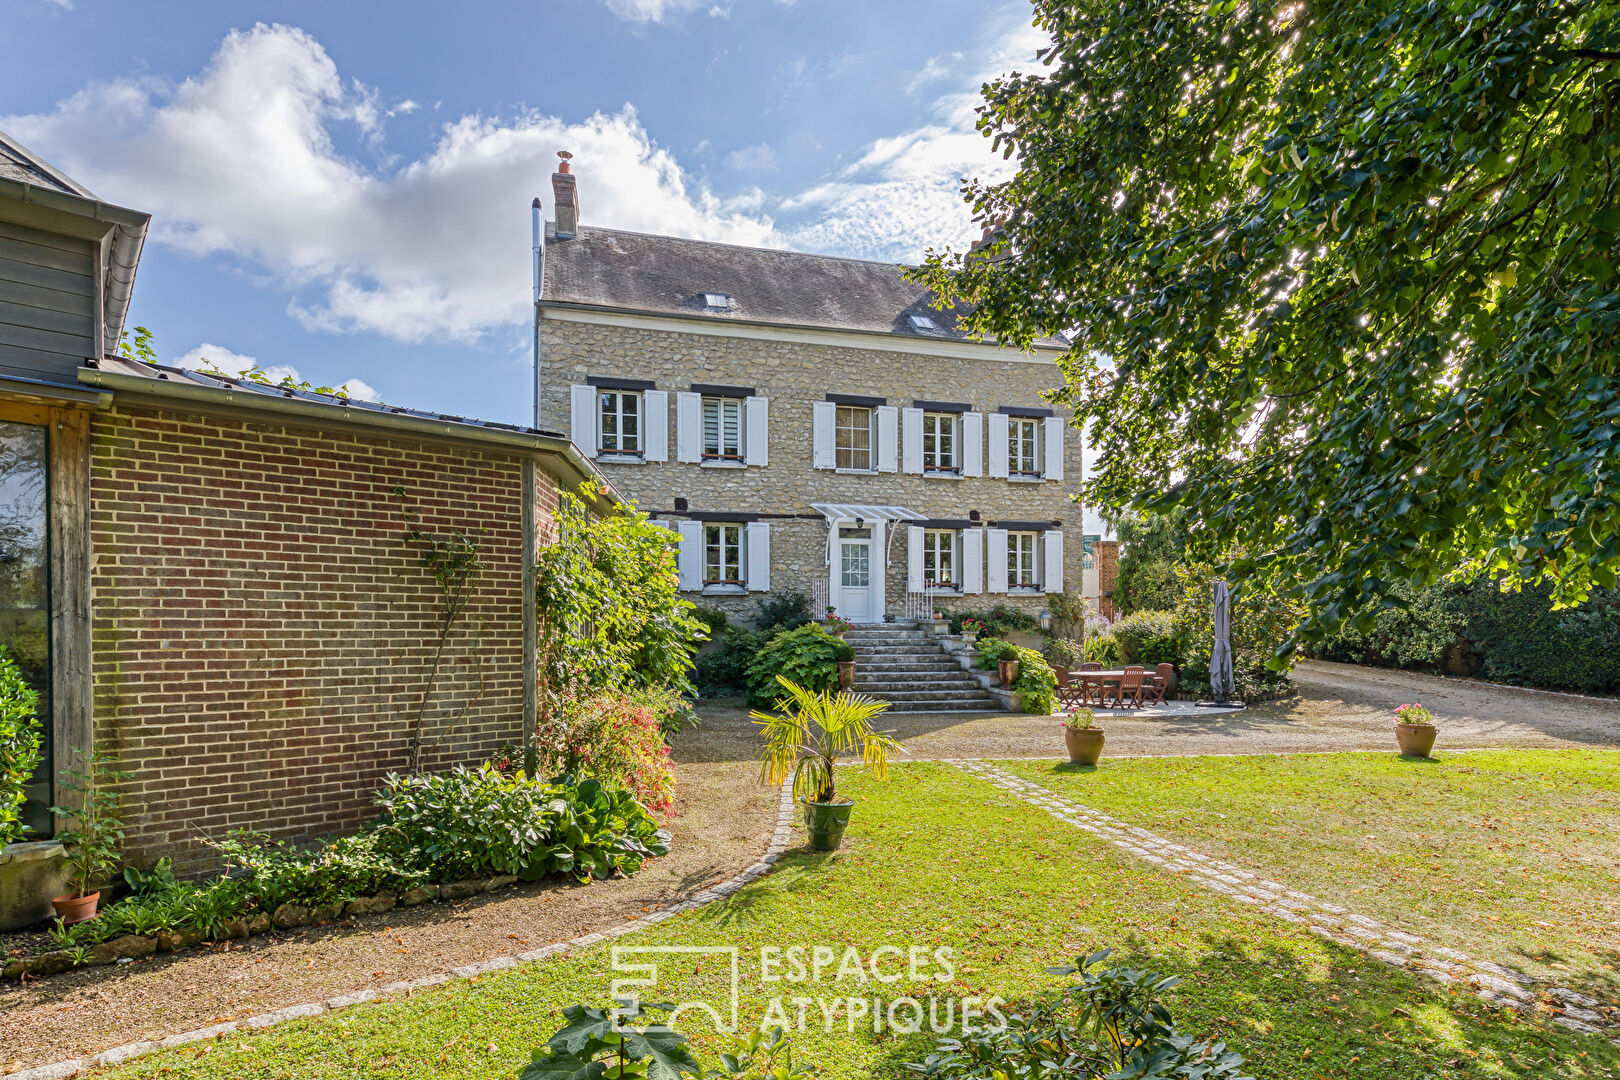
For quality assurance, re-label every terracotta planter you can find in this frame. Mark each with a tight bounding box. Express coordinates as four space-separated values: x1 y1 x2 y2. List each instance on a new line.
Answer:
1395 722 1437 758
51 890 100 925
1064 726 1105 766
837 661 855 689
961 632 977 644
999 658 1020 687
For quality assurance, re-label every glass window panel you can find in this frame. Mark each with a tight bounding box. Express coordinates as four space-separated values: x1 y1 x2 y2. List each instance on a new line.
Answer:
704 524 742 583
840 541 870 588
835 406 872 470
0 423 50 836
703 397 742 458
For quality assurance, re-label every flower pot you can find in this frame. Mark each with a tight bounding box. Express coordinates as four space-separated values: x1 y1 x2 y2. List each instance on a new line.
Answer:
1064 726 1105 766
51 889 101 926
802 799 855 852
998 658 1021 687
0 841 74 932
961 632 977 644
1395 722 1437 758
837 660 855 689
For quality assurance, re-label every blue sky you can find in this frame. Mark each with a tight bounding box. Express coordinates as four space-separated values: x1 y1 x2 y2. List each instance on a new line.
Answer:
3 0 1049 424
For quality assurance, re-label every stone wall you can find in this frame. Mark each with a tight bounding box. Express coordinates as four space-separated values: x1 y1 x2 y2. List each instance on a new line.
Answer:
89 404 557 872
538 315 1085 626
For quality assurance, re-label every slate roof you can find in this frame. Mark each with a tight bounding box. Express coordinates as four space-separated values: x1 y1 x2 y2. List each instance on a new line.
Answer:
541 224 1067 350
0 130 94 197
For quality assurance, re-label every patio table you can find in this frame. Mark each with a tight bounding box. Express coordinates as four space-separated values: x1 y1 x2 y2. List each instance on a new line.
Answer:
1071 669 1127 707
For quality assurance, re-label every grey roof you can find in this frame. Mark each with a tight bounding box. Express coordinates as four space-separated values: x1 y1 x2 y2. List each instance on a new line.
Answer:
0 130 92 197
542 224 1067 350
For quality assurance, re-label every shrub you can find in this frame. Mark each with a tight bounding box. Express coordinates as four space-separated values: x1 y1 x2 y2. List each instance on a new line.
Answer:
948 604 1040 638
627 683 700 741
0 646 41 846
974 637 1015 669
1109 609 1183 666
753 589 812 632
744 623 846 707
695 626 769 695
1009 645 1056 714
833 639 856 663
554 692 676 815
1042 637 1085 671
1082 631 1123 666
691 606 730 639
210 829 428 910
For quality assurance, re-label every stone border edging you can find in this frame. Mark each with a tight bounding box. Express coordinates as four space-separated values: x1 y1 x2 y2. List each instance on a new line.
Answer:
5 781 798 1080
948 759 1618 1043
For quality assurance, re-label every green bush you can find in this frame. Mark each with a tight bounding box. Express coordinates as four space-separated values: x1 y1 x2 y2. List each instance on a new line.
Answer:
0 646 41 846
694 626 769 695
752 590 813 632
1082 632 1123 666
833 639 856 663
1010 645 1057 714
1041 636 1085 671
974 637 1015 669
948 604 1040 638
211 829 428 910
691 606 730 638
1109 609 1183 666
744 623 845 707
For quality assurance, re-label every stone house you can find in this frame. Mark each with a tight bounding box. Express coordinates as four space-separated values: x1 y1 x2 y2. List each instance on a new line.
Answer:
0 132 609 871
537 157 1095 629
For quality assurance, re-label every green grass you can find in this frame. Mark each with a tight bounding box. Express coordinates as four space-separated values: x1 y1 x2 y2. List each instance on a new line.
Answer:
101 762 1618 1080
1000 749 1620 1002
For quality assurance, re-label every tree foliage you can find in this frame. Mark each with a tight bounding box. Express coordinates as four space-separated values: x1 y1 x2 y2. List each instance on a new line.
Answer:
914 0 1620 655
1113 509 1191 615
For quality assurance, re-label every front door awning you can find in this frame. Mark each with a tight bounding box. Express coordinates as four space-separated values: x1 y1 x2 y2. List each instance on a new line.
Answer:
809 503 925 524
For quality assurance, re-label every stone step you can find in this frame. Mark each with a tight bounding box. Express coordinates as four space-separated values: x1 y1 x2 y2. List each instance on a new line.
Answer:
856 661 963 673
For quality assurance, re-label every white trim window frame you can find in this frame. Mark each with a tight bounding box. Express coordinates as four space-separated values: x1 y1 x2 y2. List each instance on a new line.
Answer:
835 404 874 471
1008 530 1039 589
922 528 958 588
702 395 744 461
599 389 642 455
703 523 745 588
1008 417 1041 478
922 412 958 474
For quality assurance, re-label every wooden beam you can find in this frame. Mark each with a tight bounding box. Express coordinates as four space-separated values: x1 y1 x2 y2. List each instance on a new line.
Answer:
521 456 538 761
48 405 92 808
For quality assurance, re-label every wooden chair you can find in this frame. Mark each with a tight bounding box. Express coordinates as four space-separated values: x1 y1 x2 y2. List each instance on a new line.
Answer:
1053 666 1088 712
1142 663 1173 706
1111 668 1145 709
1076 661 1104 704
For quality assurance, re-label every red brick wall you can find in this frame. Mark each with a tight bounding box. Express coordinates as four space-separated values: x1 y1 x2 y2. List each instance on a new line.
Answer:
1096 540 1119 619
90 404 557 872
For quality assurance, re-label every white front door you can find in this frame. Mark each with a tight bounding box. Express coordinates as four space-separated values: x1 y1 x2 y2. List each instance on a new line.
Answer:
837 536 873 622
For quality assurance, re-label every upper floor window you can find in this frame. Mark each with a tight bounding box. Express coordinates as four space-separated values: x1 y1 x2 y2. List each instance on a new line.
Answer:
1008 531 1039 588
599 390 641 455
704 523 743 585
703 396 743 460
1008 418 1040 477
836 405 873 471
923 529 956 586
922 413 957 473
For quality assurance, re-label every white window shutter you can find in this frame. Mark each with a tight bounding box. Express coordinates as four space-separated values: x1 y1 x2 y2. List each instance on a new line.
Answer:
1043 416 1065 481
746 521 771 592
676 521 703 591
986 528 1009 593
962 527 984 594
901 407 924 474
961 411 983 477
643 390 669 462
812 401 836 469
907 525 924 592
675 391 702 463
987 412 1009 478
745 396 769 466
876 406 899 472
1044 530 1064 593
570 383 598 458
869 518 886 613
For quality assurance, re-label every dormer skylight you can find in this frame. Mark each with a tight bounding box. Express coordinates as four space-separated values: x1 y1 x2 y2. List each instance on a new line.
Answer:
908 313 939 331
703 292 731 311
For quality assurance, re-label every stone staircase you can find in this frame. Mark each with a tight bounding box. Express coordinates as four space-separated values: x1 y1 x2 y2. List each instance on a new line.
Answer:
844 623 1001 713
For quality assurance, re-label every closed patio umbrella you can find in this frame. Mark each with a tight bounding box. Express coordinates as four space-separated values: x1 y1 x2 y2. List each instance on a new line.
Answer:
1208 579 1235 705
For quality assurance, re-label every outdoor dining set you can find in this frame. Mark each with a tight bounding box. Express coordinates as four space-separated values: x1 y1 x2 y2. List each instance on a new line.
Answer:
1053 663 1176 711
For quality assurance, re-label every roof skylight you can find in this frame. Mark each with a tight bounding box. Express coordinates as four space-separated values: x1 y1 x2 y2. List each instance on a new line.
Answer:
703 292 731 310
908 313 939 331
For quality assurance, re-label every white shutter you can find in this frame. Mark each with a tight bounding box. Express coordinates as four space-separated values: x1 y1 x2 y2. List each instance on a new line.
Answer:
812 401 836 469
869 518 886 615
643 390 668 462
986 528 1010 593
676 521 703 591
962 527 984 594
987 412 1009 478
1043 416 1065 481
876 405 899 472
907 525 924 592
676 391 702 463
570 383 598 458
901 407 924 474
745 396 769 466
1044 530 1064 593
746 521 771 592
961 411 983 477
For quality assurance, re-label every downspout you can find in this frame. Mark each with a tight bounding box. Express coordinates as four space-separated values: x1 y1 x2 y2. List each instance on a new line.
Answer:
526 196 544 768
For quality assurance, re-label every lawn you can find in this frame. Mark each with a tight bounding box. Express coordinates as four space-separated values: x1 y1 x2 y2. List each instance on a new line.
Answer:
95 761 1617 1080
1000 749 1620 1002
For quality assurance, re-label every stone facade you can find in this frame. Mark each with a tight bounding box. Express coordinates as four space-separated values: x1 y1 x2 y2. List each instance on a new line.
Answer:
538 313 1087 626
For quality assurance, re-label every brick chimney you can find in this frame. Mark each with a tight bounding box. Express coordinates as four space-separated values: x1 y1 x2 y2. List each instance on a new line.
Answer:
552 150 578 239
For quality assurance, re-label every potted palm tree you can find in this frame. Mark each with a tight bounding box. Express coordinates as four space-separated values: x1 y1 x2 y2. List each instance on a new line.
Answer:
752 675 903 852
1394 703 1437 757
1063 708 1104 766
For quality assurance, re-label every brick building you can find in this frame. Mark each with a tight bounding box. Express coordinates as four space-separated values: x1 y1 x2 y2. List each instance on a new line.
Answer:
1 133 607 870
537 156 1095 627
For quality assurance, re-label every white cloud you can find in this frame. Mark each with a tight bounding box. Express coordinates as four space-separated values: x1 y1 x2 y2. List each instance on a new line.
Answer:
173 342 377 400
3 23 776 344
45 0 74 8
724 142 776 172
340 377 379 401
602 0 723 22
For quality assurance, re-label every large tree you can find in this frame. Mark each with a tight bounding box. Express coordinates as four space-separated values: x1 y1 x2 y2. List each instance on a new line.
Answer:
915 0 1620 655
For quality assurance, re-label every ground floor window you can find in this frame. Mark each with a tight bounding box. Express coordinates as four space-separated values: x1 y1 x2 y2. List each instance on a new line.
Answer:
1008 531 1038 588
0 421 51 835
704 523 743 585
923 529 955 586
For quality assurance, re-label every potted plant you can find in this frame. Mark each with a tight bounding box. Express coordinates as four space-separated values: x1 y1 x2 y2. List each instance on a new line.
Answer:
1394 703 1437 757
824 614 854 637
49 753 127 924
835 640 856 689
752 675 902 852
998 654 1021 687
1063 709 1105 765
960 617 984 644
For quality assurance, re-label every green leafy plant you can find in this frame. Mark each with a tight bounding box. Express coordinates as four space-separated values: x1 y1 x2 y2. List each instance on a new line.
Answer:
49 751 128 899
753 676 900 804
1395 703 1436 727
743 623 848 707
123 856 176 898
1042 637 1085 672
695 626 769 696
552 692 677 815
116 325 156 362
0 645 42 846
822 614 854 636
753 590 812 632
974 637 1015 670
1109 610 1183 668
1009 646 1057 715
832 640 856 664
521 998 809 1080
950 605 1039 638
1082 632 1122 666
1063 707 1096 731
209 829 427 913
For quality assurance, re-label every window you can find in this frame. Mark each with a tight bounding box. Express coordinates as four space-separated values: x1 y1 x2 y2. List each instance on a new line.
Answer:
703 292 730 310
702 396 743 459
1008 417 1040 476
599 390 641 454
908 313 938 331
835 405 873 470
1008 531 1038 588
923 529 956 586
704 524 743 585
0 422 51 835
922 412 957 473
